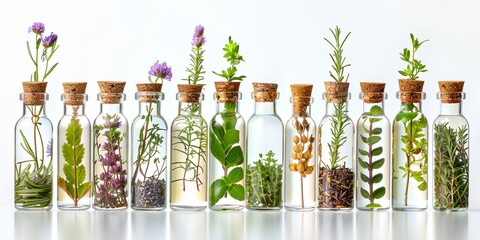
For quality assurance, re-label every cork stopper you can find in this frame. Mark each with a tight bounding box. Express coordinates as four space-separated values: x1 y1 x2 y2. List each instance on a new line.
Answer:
252 82 278 102
290 84 313 116
324 81 350 103
438 80 464 103
177 84 204 103
98 81 126 104
398 79 425 103
62 82 87 105
360 82 386 103
214 81 241 103
136 83 163 103
22 81 48 105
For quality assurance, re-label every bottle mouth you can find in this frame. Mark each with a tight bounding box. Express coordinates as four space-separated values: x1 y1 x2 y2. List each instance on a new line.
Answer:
20 92 49 105
251 91 279 102
97 93 126 104
135 92 164 102
176 92 204 102
359 92 387 103
323 92 351 103
213 91 242 103
396 91 426 102
436 91 465 103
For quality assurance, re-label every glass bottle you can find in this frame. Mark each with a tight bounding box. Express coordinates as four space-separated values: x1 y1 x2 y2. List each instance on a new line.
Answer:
433 81 468 211
392 79 428 210
318 82 355 210
15 82 53 210
92 81 128 210
209 81 246 211
356 82 390 210
131 83 168 211
57 82 91 210
170 84 208 210
285 84 316 211
246 83 283 210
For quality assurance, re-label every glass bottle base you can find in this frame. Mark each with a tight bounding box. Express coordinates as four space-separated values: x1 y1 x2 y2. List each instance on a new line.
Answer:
132 206 167 211
317 207 353 211
393 207 427 211
356 206 389 211
247 206 282 211
285 206 314 212
58 204 90 211
15 204 52 211
92 205 128 211
433 207 468 212
209 204 244 211
170 204 207 211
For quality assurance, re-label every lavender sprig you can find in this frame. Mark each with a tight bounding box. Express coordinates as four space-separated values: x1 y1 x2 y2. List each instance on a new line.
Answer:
183 25 206 85
148 61 172 83
26 22 59 82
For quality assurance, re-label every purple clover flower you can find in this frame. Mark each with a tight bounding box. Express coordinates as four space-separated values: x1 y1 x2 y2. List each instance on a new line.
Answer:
192 25 206 47
148 61 172 83
42 32 58 48
28 22 45 34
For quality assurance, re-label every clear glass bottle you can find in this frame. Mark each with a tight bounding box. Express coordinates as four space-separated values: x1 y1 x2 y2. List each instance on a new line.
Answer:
433 81 468 211
392 79 428 210
170 84 208 210
15 82 53 210
356 82 390 210
318 82 355 210
57 82 91 210
209 81 246 211
92 81 128 210
131 83 168 211
285 84 316 211
246 83 283 210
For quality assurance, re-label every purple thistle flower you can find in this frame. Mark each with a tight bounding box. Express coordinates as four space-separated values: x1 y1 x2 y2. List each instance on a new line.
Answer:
42 32 58 48
192 25 206 47
28 22 45 34
148 61 172 82
46 139 52 157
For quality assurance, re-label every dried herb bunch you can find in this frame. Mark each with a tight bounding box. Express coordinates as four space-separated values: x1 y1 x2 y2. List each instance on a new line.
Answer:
246 151 282 208
318 26 354 209
358 106 386 208
434 123 469 209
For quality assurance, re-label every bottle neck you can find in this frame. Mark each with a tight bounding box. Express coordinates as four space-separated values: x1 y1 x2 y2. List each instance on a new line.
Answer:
179 101 202 116
401 102 422 112
139 101 160 116
440 102 462 115
217 102 239 114
23 104 46 117
100 102 123 113
254 101 276 115
326 101 349 115
64 104 85 116
363 101 384 113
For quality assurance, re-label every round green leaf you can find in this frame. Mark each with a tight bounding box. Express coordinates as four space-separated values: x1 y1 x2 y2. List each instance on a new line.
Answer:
372 173 383 183
227 167 244 183
228 184 245 201
370 106 383 115
373 187 386 199
360 188 370 199
372 158 385 169
360 173 369 183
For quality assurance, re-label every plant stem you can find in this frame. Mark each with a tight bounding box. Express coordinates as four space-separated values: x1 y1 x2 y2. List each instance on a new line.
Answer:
132 103 152 184
224 167 228 198
404 119 414 206
195 120 204 191
300 174 304 209
35 34 39 81
368 120 374 205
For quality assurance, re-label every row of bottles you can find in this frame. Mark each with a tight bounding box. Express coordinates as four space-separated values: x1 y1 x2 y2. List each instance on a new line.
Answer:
14 80 469 212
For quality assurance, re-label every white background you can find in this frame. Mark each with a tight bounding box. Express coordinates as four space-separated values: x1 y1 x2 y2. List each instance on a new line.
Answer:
0 0 479 239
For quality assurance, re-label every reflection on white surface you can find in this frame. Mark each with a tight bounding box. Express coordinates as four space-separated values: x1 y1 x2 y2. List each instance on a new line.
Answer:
57 211 91 240
209 211 245 240
356 211 390 240
392 211 428 240
246 211 283 240
316 211 354 239
93 211 128 240
15 211 52 240
284 211 315 240
132 211 167 239
170 211 207 240
432 211 468 240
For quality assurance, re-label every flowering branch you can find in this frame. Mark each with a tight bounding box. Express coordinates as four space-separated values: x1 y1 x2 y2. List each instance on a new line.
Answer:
26 22 59 82
183 25 206 85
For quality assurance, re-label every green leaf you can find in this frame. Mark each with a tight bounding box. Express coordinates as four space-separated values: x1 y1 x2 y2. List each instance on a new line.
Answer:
66 117 82 145
359 149 369 156
418 181 427 191
372 158 385 169
370 105 383 115
358 158 368 169
210 130 225 165
360 173 369 183
373 187 386 199
58 177 73 199
372 173 383 183
227 167 243 183
75 144 85 166
360 188 370 199
372 147 383 156
223 129 239 149
365 203 382 208
77 165 87 185
77 182 91 199
367 136 381 145
225 146 243 167
370 118 382 123
211 122 225 140
228 184 245 201
360 135 368 144
372 128 382 135
62 143 74 166
63 164 75 183
396 112 418 123
209 179 228 206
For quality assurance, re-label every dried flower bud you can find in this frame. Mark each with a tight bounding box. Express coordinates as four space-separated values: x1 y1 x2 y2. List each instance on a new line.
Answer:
296 163 305 172
292 135 300 144
289 163 297 171
305 166 314 175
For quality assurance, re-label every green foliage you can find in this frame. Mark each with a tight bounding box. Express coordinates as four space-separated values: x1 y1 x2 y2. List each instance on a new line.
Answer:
209 103 244 206
395 103 428 206
434 123 469 209
183 46 206 84
398 33 428 80
171 103 207 191
246 151 282 208
58 116 91 205
26 33 59 82
212 36 246 82
358 105 386 208
15 161 53 207
325 26 351 83
324 102 350 169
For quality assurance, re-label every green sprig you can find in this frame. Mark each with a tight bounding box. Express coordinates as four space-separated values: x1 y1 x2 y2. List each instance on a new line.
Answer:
325 26 351 83
212 36 246 82
398 33 428 80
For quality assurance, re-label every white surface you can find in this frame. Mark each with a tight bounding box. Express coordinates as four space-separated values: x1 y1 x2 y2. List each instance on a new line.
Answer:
0 0 479 239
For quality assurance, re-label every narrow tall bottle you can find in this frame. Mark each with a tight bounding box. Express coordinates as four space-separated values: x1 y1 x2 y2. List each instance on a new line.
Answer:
92 81 128 210
356 82 390 210
246 83 283 210
285 84 316 211
57 82 91 210
131 83 168 211
170 84 208 210
392 79 428 210
433 81 469 211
